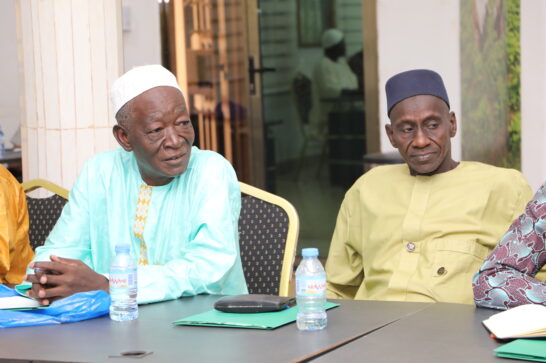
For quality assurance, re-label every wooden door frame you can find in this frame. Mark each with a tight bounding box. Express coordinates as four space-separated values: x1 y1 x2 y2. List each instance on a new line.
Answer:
363 0 380 153
169 0 266 188
244 0 266 188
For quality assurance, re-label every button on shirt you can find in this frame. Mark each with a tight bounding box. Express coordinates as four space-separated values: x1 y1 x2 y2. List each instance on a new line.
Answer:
326 162 533 304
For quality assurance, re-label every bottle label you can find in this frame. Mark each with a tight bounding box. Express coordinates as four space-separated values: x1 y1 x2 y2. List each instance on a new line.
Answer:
110 271 137 289
296 275 326 296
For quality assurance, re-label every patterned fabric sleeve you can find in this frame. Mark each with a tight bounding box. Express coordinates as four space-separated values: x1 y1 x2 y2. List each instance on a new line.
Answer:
473 183 546 310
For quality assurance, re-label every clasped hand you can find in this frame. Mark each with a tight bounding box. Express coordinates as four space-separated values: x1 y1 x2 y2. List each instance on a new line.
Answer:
25 255 109 305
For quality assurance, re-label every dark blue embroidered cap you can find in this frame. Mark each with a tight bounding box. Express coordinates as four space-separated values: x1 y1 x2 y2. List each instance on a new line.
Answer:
385 69 450 116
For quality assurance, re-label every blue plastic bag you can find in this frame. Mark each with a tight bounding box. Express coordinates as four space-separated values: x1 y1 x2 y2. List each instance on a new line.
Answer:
0 285 18 298
0 286 110 328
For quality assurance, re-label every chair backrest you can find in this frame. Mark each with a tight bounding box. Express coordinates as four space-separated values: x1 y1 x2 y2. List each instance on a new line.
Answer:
21 179 69 250
238 182 299 296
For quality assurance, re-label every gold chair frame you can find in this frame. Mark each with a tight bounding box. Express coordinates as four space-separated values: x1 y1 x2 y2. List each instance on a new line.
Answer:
239 182 299 296
21 179 69 199
20 180 299 295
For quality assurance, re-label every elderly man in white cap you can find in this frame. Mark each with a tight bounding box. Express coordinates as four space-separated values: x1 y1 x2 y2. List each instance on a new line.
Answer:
24 65 247 305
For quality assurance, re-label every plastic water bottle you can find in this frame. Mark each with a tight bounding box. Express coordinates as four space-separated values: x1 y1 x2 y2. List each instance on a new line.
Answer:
296 247 327 331
109 244 138 321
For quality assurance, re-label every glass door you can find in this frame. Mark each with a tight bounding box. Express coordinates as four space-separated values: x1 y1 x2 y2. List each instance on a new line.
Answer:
164 0 266 185
163 0 367 256
257 0 366 255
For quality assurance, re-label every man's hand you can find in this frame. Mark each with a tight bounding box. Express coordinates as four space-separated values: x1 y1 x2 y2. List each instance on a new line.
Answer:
25 255 109 305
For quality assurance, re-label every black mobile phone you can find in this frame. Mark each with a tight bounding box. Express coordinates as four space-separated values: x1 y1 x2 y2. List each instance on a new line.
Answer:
214 294 296 313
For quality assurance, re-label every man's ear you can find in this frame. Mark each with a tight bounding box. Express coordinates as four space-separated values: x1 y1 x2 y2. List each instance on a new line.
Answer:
113 125 133 151
449 111 457 138
385 123 397 148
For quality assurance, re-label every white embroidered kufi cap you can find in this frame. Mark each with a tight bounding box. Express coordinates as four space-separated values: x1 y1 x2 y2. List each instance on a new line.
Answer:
110 64 181 116
321 28 344 49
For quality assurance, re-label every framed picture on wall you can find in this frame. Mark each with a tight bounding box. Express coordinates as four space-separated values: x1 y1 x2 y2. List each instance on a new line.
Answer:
297 0 335 47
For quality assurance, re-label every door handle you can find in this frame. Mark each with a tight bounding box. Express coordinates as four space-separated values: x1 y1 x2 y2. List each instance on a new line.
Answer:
248 56 276 95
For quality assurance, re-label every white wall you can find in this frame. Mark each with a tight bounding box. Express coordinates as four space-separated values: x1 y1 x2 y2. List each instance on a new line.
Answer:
121 0 161 71
0 0 20 148
521 1 546 192
376 0 461 161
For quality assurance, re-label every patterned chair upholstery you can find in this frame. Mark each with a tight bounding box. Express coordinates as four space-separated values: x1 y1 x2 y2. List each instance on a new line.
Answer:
238 182 299 296
21 179 69 250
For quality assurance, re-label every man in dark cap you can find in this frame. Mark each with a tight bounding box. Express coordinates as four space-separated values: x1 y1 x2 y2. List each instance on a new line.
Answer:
325 69 533 304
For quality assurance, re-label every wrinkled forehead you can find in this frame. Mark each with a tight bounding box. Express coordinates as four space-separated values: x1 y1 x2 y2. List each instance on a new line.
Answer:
128 86 188 123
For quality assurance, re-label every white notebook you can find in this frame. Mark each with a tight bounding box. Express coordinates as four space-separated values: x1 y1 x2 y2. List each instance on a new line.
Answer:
483 304 546 339
0 295 41 310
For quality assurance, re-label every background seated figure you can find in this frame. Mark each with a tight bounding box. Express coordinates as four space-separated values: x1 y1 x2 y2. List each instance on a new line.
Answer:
24 65 247 305
311 28 360 138
314 28 359 100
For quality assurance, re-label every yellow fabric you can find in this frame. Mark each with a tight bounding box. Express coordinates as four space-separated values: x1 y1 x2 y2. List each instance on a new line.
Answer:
134 184 152 265
0 166 34 284
326 161 533 304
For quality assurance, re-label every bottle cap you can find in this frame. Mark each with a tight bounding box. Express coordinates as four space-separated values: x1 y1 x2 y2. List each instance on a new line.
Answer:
115 244 131 254
302 248 319 257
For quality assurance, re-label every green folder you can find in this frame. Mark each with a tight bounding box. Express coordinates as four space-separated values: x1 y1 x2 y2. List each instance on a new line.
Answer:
173 302 339 329
15 283 31 296
495 339 546 362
